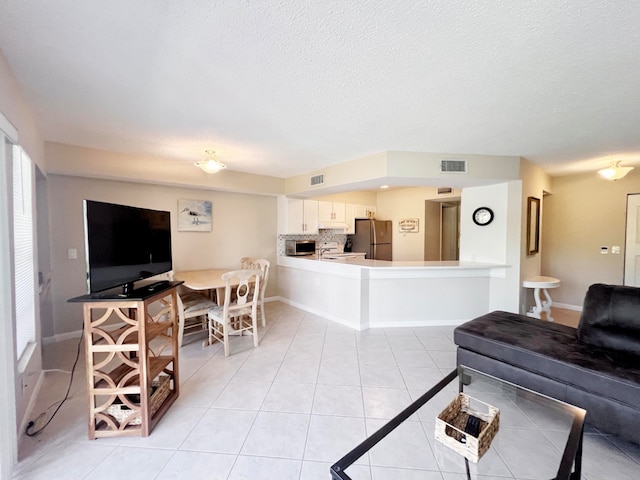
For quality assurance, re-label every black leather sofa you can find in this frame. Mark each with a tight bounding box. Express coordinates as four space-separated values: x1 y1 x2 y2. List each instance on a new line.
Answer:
454 283 640 445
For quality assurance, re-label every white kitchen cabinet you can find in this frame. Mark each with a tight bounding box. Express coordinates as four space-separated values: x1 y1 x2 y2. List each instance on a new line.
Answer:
279 197 318 234
344 203 375 234
318 201 346 229
318 201 333 225
353 205 368 219
345 204 357 234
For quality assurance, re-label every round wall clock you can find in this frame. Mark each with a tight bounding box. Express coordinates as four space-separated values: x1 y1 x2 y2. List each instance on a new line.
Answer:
472 207 494 226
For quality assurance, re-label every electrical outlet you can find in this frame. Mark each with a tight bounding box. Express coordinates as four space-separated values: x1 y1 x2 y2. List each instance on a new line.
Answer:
612 245 621 254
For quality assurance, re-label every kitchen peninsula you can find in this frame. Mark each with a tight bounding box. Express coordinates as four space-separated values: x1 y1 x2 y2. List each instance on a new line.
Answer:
277 256 510 330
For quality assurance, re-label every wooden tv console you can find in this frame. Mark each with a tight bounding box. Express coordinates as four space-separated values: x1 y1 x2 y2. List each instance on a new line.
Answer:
69 281 182 439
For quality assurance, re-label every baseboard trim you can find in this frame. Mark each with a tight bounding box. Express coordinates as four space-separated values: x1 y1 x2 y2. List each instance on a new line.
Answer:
553 302 583 312
17 371 46 449
42 330 82 345
274 297 365 331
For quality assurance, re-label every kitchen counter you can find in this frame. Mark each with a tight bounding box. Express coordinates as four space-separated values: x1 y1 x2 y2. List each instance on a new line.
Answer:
282 254 505 269
277 255 510 330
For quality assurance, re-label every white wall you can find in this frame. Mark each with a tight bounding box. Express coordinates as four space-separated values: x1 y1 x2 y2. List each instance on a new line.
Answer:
461 182 522 313
48 175 278 338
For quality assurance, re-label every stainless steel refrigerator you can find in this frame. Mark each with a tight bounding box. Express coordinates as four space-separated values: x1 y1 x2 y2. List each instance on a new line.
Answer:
352 219 392 260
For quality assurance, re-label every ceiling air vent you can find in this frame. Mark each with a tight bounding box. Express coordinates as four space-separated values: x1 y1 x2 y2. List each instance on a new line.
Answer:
309 173 325 187
437 187 453 195
440 159 467 173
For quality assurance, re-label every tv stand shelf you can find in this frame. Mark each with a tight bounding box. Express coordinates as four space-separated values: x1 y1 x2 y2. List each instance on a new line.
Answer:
69 283 181 439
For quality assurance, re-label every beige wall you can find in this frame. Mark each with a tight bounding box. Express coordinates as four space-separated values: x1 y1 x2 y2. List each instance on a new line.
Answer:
0 48 44 471
48 175 277 337
542 168 640 307
376 187 461 261
312 191 379 205
46 142 285 196
0 50 43 168
519 158 553 312
285 150 522 197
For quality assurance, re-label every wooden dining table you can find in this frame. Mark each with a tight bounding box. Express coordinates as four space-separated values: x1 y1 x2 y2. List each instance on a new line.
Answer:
173 268 231 305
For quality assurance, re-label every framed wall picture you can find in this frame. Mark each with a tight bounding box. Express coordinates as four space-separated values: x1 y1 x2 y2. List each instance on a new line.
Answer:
178 199 212 232
527 196 540 255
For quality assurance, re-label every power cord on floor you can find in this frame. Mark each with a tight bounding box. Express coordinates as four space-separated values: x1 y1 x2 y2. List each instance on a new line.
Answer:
25 322 84 437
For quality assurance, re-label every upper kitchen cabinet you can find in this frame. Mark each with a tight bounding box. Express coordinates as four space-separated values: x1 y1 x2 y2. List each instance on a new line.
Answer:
278 197 319 234
345 204 367 234
318 201 347 229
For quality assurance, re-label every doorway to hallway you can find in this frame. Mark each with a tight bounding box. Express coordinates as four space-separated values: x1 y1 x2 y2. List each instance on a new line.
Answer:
424 200 460 261
624 193 640 286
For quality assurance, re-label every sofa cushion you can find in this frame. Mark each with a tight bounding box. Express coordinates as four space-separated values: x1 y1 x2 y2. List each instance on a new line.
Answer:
577 283 640 356
454 311 640 408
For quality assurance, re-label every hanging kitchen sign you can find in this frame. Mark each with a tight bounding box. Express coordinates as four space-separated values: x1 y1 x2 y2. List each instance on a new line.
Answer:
398 218 419 233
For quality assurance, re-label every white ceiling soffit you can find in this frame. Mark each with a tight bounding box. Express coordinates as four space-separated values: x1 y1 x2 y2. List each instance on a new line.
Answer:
1 1 639 179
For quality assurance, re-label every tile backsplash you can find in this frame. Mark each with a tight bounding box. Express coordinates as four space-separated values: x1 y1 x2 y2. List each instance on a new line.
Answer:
277 232 348 256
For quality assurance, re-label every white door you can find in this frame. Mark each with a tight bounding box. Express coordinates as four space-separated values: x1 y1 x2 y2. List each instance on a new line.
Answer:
624 194 640 286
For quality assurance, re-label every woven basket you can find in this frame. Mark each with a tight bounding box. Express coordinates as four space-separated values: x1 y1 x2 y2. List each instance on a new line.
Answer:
106 375 171 426
434 393 500 462
149 375 171 416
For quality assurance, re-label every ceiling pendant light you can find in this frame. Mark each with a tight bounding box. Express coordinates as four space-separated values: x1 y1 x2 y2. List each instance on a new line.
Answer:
597 160 634 180
195 149 227 174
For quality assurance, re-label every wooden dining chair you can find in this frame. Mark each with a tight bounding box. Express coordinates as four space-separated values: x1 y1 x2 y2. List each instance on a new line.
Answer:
176 290 216 347
240 256 256 269
239 257 270 327
250 259 270 327
206 269 262 356
161 271 216 347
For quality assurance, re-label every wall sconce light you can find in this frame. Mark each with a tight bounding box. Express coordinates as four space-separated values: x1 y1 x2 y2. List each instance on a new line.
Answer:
597 161 634 180
195 149 227 174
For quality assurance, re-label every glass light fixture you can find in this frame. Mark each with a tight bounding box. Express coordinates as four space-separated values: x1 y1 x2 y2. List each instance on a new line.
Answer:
597 161 634 180
195 149 227 174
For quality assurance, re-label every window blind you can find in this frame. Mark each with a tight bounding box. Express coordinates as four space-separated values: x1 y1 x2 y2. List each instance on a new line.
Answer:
13 145 35 361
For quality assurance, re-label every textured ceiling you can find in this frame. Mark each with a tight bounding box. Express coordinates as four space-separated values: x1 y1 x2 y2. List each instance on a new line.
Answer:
1 1 639 178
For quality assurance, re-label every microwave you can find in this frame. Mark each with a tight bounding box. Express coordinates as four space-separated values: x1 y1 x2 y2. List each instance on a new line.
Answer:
285 240 316 256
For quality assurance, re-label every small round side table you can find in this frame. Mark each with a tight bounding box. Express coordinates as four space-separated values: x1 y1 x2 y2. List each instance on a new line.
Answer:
523 276 561 321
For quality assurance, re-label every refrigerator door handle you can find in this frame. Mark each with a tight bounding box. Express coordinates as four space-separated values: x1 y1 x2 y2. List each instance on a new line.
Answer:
372 244 376 260
371 220 377 245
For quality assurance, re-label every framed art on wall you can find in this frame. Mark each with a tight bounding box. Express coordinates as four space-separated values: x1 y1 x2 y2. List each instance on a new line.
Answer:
527 196 540 255
178 199 212 232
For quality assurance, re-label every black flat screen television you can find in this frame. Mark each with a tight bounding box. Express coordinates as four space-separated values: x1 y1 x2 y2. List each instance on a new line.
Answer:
83 200 173 295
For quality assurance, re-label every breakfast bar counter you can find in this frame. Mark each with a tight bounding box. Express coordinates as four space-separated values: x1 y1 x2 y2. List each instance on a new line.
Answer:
277 256 510 330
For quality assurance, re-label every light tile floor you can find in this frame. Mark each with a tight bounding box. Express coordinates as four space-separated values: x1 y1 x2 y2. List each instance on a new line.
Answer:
14 302 640 479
